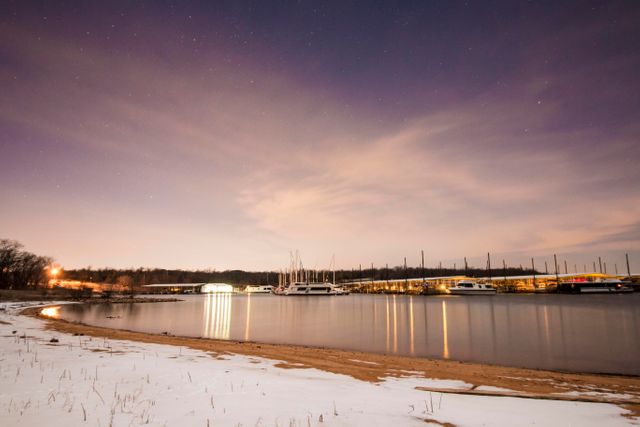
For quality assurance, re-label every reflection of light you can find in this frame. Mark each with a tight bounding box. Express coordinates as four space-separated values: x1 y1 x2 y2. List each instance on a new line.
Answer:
41 306 60 318
244 294 251 341
542 306 550 350
385 295 390 352
442 300 449 359
409 296 415 355
203 293 232 339
393 295 397 353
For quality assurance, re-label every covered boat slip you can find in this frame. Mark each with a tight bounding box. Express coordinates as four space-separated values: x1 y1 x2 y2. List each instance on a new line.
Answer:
143 283 234 294
346 272 636 294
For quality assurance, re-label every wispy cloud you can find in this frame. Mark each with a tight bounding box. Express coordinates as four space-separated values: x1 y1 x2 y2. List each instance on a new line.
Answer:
238 94 640 262
1 13 639 270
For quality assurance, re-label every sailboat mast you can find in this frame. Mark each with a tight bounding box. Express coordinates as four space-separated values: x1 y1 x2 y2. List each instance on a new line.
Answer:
531 258 536 288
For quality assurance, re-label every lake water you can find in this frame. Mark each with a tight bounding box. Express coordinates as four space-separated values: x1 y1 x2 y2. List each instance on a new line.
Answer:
56 293 640 375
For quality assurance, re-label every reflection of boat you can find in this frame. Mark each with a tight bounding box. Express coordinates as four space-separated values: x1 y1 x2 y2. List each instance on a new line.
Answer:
557 280 633 294
245 285 273 294
277 282 340 295
533 285 556 293
448 281 497 295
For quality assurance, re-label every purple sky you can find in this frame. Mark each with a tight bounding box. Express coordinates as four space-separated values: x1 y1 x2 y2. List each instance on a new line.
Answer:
1 1 639 271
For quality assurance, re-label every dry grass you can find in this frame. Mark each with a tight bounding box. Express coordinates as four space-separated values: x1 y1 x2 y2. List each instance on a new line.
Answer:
423 418 457 427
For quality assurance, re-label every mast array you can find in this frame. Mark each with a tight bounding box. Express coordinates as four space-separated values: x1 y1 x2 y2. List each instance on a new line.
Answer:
277 251 337 292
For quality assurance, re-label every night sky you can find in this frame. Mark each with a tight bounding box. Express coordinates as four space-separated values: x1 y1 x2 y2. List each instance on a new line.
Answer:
1 1 639 271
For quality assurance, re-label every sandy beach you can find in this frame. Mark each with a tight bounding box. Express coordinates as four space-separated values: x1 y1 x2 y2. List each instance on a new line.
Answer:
0 300 638 426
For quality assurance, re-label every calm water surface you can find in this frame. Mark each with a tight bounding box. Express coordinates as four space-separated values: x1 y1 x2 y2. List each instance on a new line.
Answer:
57 293 640 375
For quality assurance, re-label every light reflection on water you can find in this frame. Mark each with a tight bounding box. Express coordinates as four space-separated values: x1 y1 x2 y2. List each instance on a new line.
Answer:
203 293 232 340
40 306 60 318
385 295 390 352
409 296 414 356
56 293 640 375
392 295 398 353
442 300 449 359
244 293 251 341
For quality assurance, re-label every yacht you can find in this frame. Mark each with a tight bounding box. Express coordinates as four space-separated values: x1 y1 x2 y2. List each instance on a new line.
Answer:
557 279 633 294
275 252 343 296
279 282 340 296
245 285 274 294
448 281 497 295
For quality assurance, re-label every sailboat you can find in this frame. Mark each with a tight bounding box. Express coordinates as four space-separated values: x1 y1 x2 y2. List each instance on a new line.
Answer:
274 252 343 296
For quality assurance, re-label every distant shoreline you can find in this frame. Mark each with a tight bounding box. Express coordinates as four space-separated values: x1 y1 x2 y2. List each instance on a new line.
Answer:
0 288 183 303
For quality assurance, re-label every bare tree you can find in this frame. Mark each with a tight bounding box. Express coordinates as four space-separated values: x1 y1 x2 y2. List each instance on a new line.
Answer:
0 239 23 288
0 239 53 290
12 252 52 289
116 274 136 298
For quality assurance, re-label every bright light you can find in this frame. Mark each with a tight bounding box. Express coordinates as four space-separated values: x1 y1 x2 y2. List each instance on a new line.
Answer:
41 306 60 318
201 283 233 293
50 267 60 277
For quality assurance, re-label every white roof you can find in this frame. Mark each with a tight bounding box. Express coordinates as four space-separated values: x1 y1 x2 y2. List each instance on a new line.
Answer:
342 272 622 285
143 283 214 288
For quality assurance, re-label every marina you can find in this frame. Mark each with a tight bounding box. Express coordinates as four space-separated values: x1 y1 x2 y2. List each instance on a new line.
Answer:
140 271 638 295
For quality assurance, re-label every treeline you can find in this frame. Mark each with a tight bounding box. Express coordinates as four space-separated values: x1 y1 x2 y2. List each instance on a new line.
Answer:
1 237 540 289
0 239 53 289
62 265 539 287
63 268 275 287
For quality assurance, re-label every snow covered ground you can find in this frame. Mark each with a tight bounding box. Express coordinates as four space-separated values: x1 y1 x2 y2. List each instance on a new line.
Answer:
0 302 636 426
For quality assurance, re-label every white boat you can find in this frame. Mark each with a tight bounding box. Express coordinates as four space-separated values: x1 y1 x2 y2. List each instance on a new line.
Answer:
275 252 343 296
333 285 350 295
448 281 497 295
280 282 340 296
245 285 274 294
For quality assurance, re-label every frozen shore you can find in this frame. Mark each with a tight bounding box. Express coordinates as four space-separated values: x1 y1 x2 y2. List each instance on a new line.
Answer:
0 301 637 426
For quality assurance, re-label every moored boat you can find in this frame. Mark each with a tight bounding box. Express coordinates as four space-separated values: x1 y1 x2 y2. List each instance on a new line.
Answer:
557 280 633 294
275 252 342 296
333 285 350 295
245 285 274 294
448 281 497 295
274 282 340 295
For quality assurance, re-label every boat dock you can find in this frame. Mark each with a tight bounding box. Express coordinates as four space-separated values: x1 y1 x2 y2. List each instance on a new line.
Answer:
344 272 639 294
